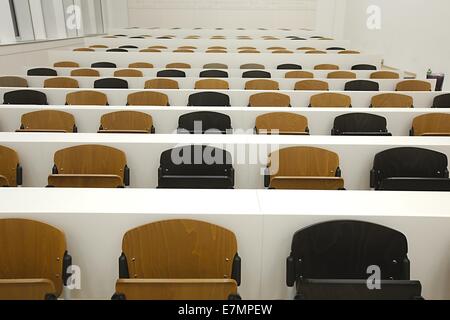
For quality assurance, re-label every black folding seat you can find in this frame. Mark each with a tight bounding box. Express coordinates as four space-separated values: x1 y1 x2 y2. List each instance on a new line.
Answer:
119 45 138 49
277 64 302 70
129 36 145 39
287 220 422 300
178 112 232 134
27 68 57 76
94 78 129 89
158 145 234 189
107 48 128 52
3 90 48 105
326 47 346 51
156 69 186 78
352 64 377 70
114 34 127 37
91 62 117 68
331 113 391 136
199 70 229 78
289 37 306 40
242 71 271 79
345 80 379 91
187 92 230 107
370 147 450 191
432 93 450 108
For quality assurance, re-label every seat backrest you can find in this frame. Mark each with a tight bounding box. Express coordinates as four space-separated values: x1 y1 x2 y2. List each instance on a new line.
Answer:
54 145 127 180
207 46 225 50
305 50 327 54
238 50 260 53
371 93 413 108
295 80 329 91
370 71 400 79
240 63 265 70
242 71 271 79
44 77 79 88
339 50 360 54
327 71 357 79
119 45 138 49
91 62 117 68
0 76 28 87
94 78 129 89
27 68 57 76
178 111 232 134
127 91 169 106
272 50 293 54
114 69 144 77
277 64 302 70
249 92 291 107
129 62 154 68
89 45 109 49
352 64 377 70
332 113 388 134
285 71 314 79
432 93 450 108
0 219 67 296
148 45 168 49
66 90 108 105
188 92 230 106
345 80 379 91
53 61 80 68
100 111 153 132
0 145 19 187
203 63 228 69
310 93 351 108
166 63 191 69
74 47 95 52
314 64 339 70
199 70 229 78
290 220 408 280
122 219 237 279
268 146 340 177
206 49 227 53
107 48 128 52
245 79 279 90
139 48 161 53
255 112 308 134
396 80 432 92
21 110 76 132
372 147 449 182
297 47 316 51
412 113 450 136
157 70 186 78
195 79 229 90
145 78 179 89
3 90 48 105
327 47 346 51
70 69 100 77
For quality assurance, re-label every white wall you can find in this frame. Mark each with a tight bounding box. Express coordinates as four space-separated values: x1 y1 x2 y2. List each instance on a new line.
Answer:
344 0 450 89
102 0 129 31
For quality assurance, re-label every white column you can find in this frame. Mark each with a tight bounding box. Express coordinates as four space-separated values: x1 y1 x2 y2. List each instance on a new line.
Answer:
29 0 47 40
0 0 16 43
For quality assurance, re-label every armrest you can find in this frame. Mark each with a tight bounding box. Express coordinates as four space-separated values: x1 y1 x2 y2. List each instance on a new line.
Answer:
286 255 296 287
0 279 56 300
114 279 238 300
270 176 345 190
48 174 124 188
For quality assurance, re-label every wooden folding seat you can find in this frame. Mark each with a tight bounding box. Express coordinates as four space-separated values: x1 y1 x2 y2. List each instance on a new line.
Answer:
285 71 314 79
295 80 329 91
370 93 413 108
396 80 432 91
255 112 309 135
245 79 279 90
370 71 400 79
0 76 28 87
166 63 191 69
89 45 109 49
204 63 228 69
48 145 129 188
338 50 361 54
249 92 291 107
208 46 226 50
178 46 197 50
327 71 357 79
305 50 327 54
99 111 154 134
297 47 316 51
73 48 95 52
145 79 179 90
267 47 286 51
127 91 169 106
0 146 21 187
238 47 257 51
173 49 195 53
43 77 79 88
195 79 229 90
411 113 450 136
0 219 71 299
272 50 294 54
53 61 79 68
239 50 260 53
148 46 168 50
18 110 76 133
314 64 339 70
128 62 154 68
70 69 100 77
140 48 161 53
309 93 351 108
265 147 344 190
206 49 227 53
65 91 108 106
114 69 144 77
240 63 265 70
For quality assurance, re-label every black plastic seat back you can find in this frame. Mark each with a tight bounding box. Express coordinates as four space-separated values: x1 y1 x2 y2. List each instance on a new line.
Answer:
352 64 377 70
332 113 389 136
242 71 271 79
188 92 230 107
107 48 128 52
178 112 232 134
199 70 229 78
345 80 379 91
3 90 48 105
94 78 129 89
327 47 346 51
157 69 186 78
277 64 302 70
91 62 117 68
27 68 57 76
432 93 450 108
289 220 409 282
119 45 138 49
371 147 449 189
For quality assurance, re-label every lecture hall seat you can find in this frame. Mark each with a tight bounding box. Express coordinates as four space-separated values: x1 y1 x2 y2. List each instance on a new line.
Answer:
331 113 391 136
0 76 28 87
187 92 231 107
3 90 48 105
177 111 232 134
17 110 77 133
248 92 291 107
410 113 450 136
127 91 170 106
99 111 155 134
0 145 22 187
255 112 309 135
